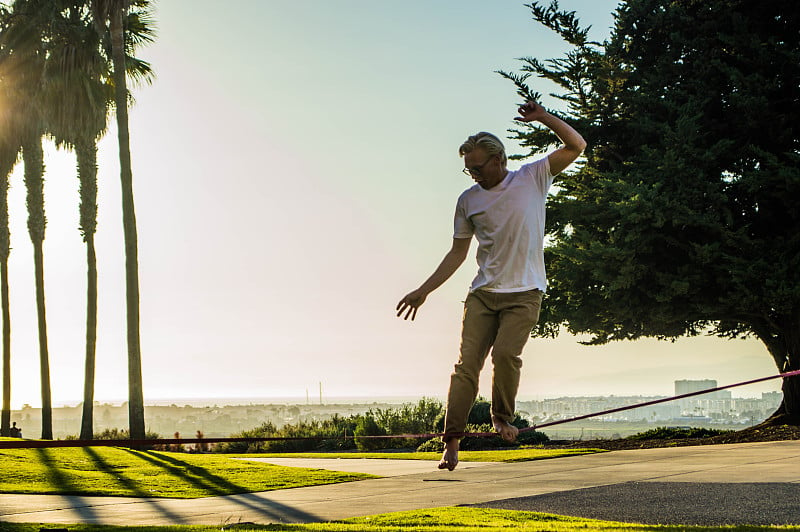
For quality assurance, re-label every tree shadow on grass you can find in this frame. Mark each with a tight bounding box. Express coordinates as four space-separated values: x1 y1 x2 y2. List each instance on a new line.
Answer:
34 448 97 522
35 448 75 493
82 447 186 523
120 448 241 496
121 449 321 523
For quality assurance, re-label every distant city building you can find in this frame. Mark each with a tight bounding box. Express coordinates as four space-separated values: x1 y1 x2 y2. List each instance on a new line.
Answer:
518 378 780 427
674 379 733 416
762 391 782 405
675 379 731 399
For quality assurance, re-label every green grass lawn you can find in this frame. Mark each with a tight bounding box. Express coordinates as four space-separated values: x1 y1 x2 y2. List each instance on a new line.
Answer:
0 446 373 498
0 446 794 531
234 447 604 462
0 445 601 499
0 508 796 531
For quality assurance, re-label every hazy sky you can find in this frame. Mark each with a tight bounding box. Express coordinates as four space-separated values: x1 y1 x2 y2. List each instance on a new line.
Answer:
5 0 780 409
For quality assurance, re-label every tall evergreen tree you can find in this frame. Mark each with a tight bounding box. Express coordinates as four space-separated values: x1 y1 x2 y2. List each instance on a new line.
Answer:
502 0 800 422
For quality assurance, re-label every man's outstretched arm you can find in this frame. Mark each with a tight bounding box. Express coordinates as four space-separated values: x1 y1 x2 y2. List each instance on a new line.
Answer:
516 101 587 175
396 237 471 321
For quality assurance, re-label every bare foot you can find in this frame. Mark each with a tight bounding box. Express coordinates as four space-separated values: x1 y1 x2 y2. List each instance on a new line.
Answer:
438 438 459 471
492 416 519 443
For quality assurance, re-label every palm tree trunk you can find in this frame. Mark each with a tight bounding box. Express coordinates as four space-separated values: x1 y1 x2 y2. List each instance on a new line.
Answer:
0 153 13 438
22 135 51 440
76 139 99 440
110 6 145 440
0 257 10 437
33 242 51 439
80 235 97 439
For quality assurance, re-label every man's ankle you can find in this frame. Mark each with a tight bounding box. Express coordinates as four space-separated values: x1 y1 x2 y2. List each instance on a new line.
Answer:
491 415 508 426
491 416 519 442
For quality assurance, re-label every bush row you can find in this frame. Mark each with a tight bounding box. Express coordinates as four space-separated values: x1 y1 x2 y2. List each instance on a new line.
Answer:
214 397 549 453
625 426 735 441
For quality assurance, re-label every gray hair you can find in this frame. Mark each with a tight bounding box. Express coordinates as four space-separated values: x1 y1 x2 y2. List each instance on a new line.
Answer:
458 132 507 165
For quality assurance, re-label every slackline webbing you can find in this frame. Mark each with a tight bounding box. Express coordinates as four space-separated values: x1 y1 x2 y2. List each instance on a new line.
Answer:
1 368 798 449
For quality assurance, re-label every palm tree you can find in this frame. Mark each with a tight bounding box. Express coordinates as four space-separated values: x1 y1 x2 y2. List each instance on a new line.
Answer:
0 135 17 437
44 1 152 439
90 0 153 439
2 0 56 439
43 3 110 439
23 135 50 440
0 145 14 437
0 105 19 438
0 4 20 438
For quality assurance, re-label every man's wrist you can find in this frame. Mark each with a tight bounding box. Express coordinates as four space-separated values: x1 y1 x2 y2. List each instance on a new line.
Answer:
536 111 555 124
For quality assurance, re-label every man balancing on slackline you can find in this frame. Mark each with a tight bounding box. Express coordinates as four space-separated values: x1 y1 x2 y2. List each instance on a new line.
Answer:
396 101 586 471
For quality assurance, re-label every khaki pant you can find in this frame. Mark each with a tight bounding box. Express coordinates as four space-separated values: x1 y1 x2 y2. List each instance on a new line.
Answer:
443 289 543 441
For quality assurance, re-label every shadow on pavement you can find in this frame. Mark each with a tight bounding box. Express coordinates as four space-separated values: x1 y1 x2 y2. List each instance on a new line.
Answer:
469 481 800 526
83 447 186 523
121 449 322 523
35 448 99 523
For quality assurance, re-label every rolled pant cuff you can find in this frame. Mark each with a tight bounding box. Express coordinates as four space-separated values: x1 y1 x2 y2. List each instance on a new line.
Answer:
491 412 513 424
441 432 462 443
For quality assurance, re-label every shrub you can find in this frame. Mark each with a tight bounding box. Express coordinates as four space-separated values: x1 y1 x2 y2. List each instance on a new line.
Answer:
626 426 735 441
467 397 529 429
518 429 549 445
214 422 278 453
368 397 444 450
468 398 492 425
216 398 550 454
416 437 443 452
354 414 387 451
216 417 358 453
64 428 161 441
459 424 515 450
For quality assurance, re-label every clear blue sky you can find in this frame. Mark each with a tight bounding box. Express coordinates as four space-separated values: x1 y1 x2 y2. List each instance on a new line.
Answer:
5 0 777 408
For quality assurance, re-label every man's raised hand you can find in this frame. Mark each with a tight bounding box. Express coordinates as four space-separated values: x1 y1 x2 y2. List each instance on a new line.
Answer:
515 101 549 123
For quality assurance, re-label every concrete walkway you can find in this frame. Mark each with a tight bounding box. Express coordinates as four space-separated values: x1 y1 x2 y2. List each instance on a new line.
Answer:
235 456 495 476
0 440 798 527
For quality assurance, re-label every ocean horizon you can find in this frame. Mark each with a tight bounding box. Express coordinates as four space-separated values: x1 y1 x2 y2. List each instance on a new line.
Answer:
42 394 445 409
36 388 775 410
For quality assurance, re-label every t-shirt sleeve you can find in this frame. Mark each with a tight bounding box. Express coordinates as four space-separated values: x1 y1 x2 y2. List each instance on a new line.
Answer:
520 157 555 196
453 195 474 239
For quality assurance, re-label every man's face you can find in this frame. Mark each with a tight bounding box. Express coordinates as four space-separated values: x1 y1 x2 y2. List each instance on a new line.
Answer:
463 148 504 190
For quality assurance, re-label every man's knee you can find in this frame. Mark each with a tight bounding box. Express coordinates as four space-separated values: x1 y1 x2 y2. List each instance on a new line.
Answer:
450 363 480 388
490 348 523 370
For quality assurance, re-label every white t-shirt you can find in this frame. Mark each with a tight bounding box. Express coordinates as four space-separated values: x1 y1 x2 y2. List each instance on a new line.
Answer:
453 157 554 293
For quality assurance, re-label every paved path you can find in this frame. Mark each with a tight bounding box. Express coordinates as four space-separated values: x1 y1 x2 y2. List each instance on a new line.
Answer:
235 457 495 476
471 482 800 526
0 440 798 527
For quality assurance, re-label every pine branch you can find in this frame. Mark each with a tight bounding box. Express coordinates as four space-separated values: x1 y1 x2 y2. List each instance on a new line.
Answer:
525 0 590 47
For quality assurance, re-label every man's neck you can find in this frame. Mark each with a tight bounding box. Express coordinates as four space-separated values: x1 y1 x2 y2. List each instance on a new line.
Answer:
481 168 509 190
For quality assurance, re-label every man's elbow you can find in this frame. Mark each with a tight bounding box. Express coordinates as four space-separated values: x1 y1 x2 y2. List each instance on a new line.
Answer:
450 238 471 262
563 139 587 164
572 137 587 154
